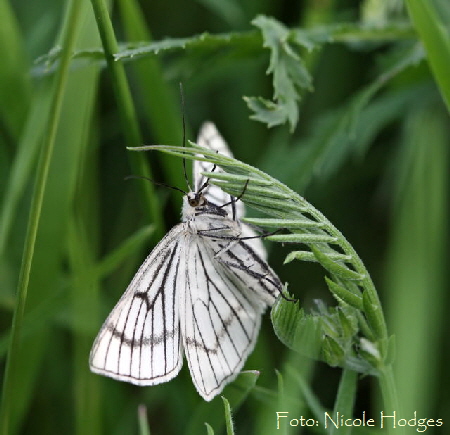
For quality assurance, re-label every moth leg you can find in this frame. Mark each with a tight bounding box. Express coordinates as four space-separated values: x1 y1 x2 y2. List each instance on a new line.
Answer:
214 256 277 286
212 239 239 258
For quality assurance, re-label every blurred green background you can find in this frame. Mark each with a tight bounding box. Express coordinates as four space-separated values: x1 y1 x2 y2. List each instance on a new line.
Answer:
0 0 448 434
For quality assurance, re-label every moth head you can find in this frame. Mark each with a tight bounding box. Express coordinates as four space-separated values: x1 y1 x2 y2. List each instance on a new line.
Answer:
187 192 207 208
182 191 228 221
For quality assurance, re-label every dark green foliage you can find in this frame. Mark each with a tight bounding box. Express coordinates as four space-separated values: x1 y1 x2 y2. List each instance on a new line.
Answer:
1 0 449 434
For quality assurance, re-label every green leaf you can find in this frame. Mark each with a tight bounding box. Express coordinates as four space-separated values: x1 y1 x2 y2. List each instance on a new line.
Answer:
204 423 215 435
213 181 292 200
270 292 322 360
244 218 323 229
267 233 337 244
285 251 350 264
243 96 290 128
271 293 374 374
362 291 385 341
311 246 364 281
249 15 313 131
200 171 272 186
325 277 363 310
322 335 345 367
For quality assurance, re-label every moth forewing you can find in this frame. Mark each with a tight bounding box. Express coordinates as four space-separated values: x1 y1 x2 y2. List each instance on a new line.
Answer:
89 225 185 385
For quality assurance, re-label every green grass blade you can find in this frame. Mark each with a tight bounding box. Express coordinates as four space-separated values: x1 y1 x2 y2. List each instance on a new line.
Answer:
116 0 186 192
186 371 259 435
329 369 357 435
385 103 448 417
0 83 52 257
221 396 235 435
68 218 102 435
0 0 84 432
405 0 450 112
96 225 154 279
286 366 327 427
138 405 151 435
89 0 164 239
204 422 215 435
0 0 31 140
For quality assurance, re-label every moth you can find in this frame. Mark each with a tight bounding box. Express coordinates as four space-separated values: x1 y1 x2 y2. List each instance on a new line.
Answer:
90 122 281 400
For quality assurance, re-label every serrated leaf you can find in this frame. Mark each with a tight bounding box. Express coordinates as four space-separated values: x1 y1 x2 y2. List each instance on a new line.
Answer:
243 96 289 128
270 294 322 359
290 28 319 51
250 15 313 130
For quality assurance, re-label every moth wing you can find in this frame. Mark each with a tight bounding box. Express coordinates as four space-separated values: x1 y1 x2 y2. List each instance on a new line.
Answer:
194 122 245 219
180 238 268 401
90 225 186 385
195 122 266 258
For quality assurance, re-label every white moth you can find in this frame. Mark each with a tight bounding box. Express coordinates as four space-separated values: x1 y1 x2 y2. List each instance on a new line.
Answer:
89 122 281 401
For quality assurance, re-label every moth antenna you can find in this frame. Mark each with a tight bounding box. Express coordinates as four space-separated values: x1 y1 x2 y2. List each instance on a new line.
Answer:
197 163 217 194
125 175 187 195
179 83 192 192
